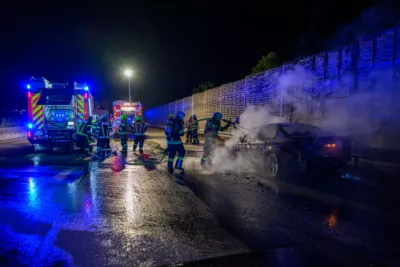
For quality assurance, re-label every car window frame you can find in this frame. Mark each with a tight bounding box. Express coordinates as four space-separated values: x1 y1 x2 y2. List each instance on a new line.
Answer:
279 123 321 137
258 124 278 141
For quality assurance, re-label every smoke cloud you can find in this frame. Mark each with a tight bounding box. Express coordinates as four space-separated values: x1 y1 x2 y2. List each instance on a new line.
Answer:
213 105 286 174
211 65 400 175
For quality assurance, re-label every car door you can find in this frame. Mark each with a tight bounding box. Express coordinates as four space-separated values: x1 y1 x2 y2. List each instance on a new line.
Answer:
259 124 278 143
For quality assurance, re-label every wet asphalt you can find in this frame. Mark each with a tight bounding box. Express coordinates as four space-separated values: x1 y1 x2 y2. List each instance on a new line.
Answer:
0 129 399 267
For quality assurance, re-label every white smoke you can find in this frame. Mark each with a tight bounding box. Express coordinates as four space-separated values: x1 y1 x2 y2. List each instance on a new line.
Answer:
278 65 317 89
225 105 287 149
211 65 400 176
213 105 286 174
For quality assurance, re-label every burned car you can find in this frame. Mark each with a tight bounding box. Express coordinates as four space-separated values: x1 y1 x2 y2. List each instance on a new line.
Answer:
231 123 352 178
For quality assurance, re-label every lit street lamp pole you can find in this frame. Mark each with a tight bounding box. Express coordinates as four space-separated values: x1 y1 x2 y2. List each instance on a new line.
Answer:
124 69 133 103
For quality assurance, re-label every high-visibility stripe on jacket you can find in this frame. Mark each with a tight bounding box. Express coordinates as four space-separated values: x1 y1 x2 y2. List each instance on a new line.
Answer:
165 118 184 145
204 119 229 140
191 119 198 130
98 122 110 138
119 123 128 134
132 122 147 135
77 121 91 136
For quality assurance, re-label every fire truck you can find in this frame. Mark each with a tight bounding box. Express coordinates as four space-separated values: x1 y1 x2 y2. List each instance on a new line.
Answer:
26 77 94 152
111 101 143 138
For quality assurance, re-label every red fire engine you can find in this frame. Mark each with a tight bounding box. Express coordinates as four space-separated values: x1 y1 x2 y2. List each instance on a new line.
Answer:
26 77 94 152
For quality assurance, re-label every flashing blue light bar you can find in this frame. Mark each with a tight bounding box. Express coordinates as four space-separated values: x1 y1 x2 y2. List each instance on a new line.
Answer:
27 123 33 129
84 86 89 91
27 84 31 90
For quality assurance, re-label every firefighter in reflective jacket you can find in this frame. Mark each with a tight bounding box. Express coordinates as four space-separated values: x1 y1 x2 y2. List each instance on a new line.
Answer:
201 112 231 167
132 115 147 154
163 114 175 155
165 111 185 173
91 116 100 137
185 116 193 144
120 114 128 153
76 116 93 156
96 115 111 157
191 114 199 145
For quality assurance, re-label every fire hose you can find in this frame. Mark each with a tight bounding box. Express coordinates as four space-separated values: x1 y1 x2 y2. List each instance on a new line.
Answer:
125 140 167 165
123 117 248 166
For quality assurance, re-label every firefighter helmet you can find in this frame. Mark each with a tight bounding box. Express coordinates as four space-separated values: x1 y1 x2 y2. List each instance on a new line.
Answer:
192 114 197 119
88 116 93 124
135 115 142 122
176 111 185 119
168 114 174 119
101 115 107 122
121 114 127 120
213 112 223 119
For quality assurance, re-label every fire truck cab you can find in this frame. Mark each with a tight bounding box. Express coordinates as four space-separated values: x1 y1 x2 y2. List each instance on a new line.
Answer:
26 77 94 152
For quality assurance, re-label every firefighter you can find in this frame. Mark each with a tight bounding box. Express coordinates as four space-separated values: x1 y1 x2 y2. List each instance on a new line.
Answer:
200 112 231 167
165 111 185 173
163 114 175 155
119 114 128 153
132 115 147 154
191 114 199 145
96 115 111 157
76 116 93 157
185 116 193 144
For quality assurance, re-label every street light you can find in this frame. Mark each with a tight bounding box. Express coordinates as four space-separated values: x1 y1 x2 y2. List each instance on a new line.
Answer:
124 69 133 103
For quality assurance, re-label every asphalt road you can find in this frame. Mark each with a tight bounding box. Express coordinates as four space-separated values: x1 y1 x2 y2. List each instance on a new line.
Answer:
0 129 399 266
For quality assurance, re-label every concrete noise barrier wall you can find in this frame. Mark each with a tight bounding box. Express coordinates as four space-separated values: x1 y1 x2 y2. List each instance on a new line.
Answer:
145 26 400 150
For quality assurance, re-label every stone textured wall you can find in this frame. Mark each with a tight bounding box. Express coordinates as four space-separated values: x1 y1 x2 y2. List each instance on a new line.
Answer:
144 27 400 147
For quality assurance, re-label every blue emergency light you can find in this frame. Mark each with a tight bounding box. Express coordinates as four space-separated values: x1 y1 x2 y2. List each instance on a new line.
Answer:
84 86 89 91
27 123 33 129
27 84 31 90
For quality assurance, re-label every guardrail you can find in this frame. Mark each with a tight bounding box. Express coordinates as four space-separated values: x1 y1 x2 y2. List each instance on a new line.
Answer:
0 127 26 143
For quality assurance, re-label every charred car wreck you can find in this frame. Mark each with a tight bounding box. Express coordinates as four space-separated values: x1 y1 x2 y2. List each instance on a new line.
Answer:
232 123 352 178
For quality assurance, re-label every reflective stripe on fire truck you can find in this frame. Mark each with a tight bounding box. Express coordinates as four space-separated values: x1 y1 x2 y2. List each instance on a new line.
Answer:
32 93 44 130
76 94 85 125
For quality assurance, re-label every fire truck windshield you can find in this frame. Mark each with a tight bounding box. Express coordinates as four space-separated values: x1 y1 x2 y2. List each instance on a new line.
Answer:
45 108 74 129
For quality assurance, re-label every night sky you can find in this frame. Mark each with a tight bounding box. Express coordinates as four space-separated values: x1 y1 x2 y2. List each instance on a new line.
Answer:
1 0 398 111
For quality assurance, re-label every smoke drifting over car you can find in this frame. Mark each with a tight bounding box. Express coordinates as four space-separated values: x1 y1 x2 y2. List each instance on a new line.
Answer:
212 65 400 175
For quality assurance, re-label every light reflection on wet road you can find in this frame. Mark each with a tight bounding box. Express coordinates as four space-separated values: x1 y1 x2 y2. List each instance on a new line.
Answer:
0 134 399 266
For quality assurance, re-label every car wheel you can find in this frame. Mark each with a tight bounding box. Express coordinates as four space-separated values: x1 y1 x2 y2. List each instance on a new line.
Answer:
265 152 279 178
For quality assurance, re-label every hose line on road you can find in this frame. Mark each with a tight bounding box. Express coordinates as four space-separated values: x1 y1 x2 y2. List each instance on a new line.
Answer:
125 140 167 166
124 153 167 166
122 116 249 166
